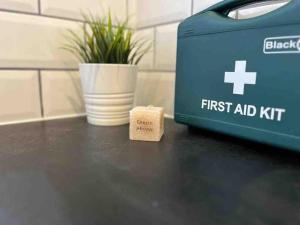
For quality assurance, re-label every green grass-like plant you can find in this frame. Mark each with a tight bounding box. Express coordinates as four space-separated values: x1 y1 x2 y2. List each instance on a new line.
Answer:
62 12 151 64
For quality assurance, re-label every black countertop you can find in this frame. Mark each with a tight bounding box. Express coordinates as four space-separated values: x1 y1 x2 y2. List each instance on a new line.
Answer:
0 118 299 225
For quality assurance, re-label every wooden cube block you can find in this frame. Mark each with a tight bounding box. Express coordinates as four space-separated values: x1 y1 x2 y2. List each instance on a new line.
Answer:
129 106 164 142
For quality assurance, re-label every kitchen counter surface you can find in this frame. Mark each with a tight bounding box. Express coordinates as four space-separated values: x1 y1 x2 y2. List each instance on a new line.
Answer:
0 117 299 225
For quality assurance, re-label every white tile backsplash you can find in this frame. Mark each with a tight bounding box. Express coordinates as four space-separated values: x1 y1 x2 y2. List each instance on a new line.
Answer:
0 12 80 69
41 71 85 118
135 72 175 116
0 0 286 123
0 0 38 13
40 0 127 21
2 0 286 123
155 23 178 71
0 71 41 123
129 0 191 28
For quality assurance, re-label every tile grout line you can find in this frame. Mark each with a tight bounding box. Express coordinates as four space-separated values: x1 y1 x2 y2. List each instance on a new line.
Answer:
37 70 44 118
0 8 126 27
139 69 175 73
0 68 78 71
37 0 41 14
0 8 85 23
137 19 183 30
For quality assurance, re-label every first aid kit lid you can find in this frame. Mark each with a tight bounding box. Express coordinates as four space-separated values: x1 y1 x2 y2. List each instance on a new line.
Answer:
178 0 300 38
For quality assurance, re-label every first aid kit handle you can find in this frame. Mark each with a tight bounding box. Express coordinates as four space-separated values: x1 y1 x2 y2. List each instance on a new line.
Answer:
204 0 289 15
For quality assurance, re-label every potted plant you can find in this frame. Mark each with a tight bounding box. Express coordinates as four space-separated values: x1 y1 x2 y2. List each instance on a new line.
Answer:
63 13 150 126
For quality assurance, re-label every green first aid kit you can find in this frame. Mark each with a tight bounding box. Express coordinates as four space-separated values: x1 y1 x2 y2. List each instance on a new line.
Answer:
175 0 300 151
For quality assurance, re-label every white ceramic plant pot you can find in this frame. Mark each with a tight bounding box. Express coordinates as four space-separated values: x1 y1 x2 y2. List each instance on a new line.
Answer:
80 64 138 126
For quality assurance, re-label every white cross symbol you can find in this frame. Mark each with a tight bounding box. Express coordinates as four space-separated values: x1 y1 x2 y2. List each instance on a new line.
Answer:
224 61 257 95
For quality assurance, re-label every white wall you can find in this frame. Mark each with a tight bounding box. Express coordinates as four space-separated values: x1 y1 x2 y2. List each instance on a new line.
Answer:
0 0 126 124
0 0 290 124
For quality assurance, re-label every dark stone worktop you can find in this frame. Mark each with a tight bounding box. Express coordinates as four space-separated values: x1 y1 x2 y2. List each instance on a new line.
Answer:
0 118 299 225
